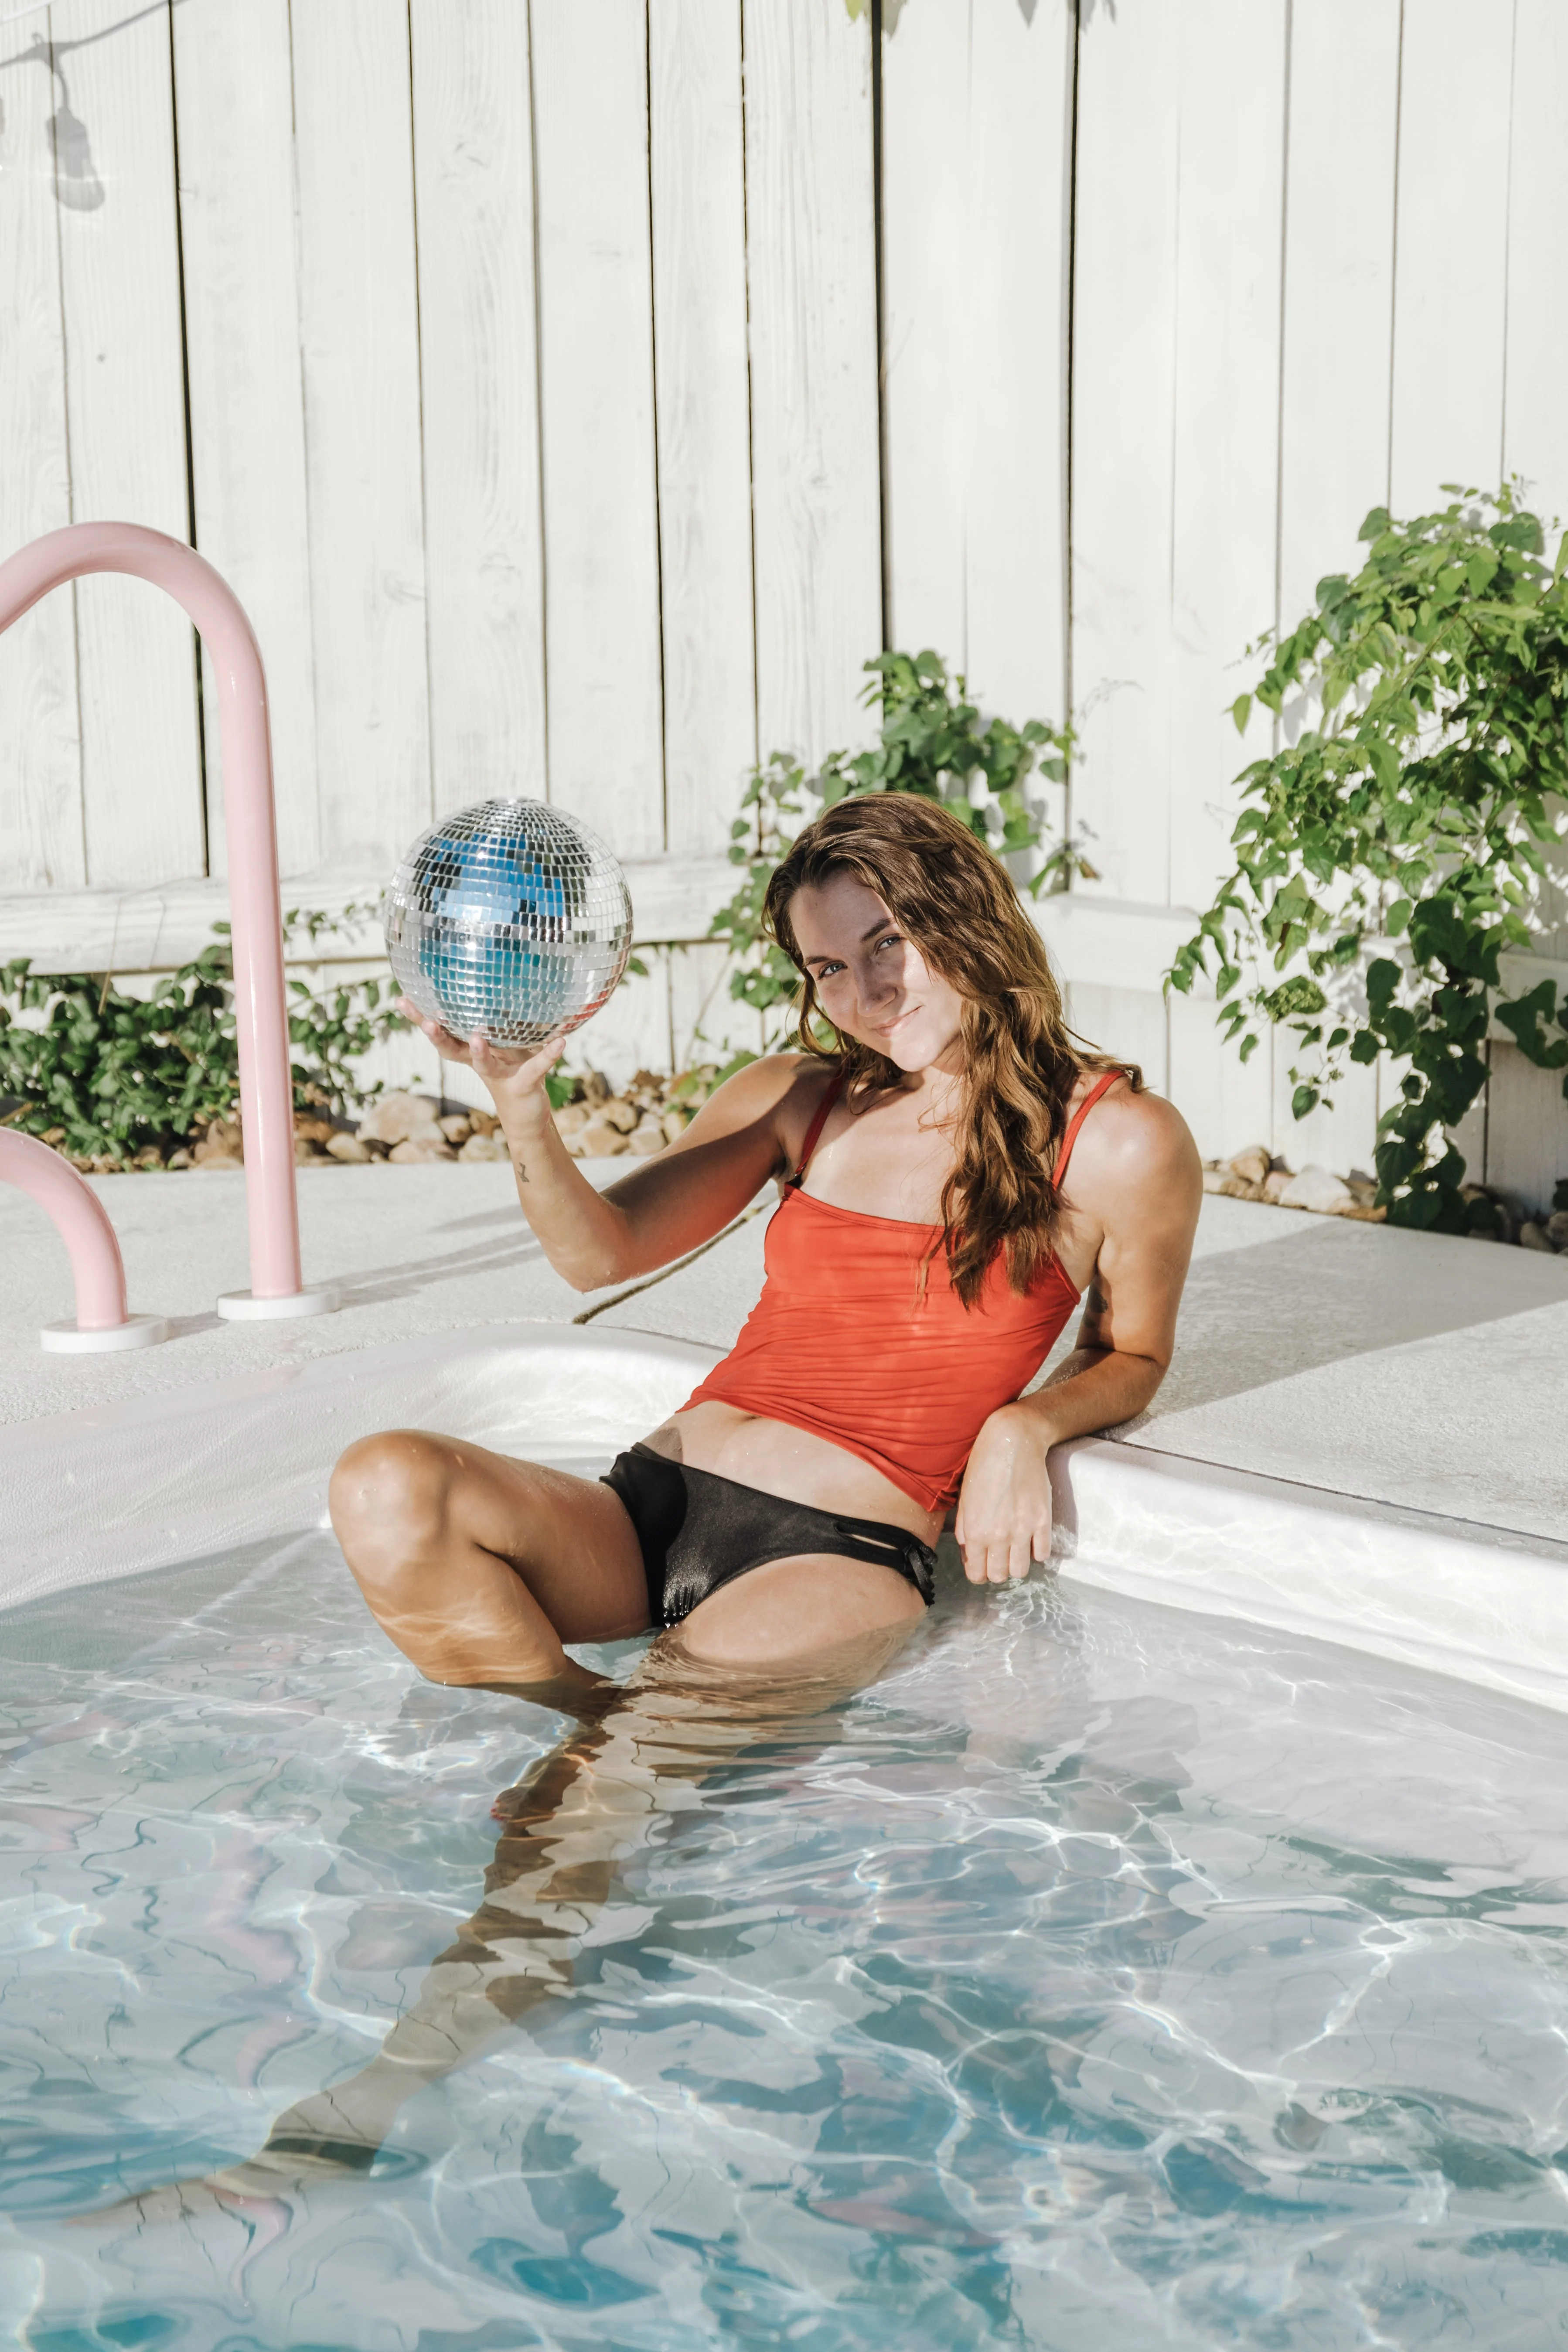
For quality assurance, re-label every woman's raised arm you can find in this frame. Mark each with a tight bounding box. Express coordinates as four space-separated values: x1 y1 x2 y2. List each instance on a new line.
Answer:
400 1005 815 1291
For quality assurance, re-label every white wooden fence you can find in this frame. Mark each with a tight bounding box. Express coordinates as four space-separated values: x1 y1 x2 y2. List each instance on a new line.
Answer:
1 0 1565 1203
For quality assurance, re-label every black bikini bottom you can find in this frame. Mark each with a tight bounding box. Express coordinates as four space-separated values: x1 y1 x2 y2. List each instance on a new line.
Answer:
600 1442 938 1630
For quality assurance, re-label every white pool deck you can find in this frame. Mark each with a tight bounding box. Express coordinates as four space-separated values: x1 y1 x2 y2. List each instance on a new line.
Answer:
3 1161 1568 1708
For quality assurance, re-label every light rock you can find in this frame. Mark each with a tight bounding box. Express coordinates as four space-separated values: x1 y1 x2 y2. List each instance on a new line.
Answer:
294 1136 330 1165
165 1149 192 1170
293 1115 336 1145
438 1114 472 1145
661 1107 689 1146
1227 1145 1271 1188
1218 1175 1266 1201
468 1108 500 1138
459 1132 508 1162
389 1135 457 1164
358 1091 443 1146
576 1116 631 1157
1201 1165 1228 1194
1278 1164 1354 1213
1520 1221 1555 1253
1463 1189 1518 1244
1261 1169 1293 1203
194 1120 243 1167
192 1152 242 1173
326 1132 372 1163
553 1102 589 1136
627 1123 664 1156
601 1098 640 1134
1547 1211 1568 1251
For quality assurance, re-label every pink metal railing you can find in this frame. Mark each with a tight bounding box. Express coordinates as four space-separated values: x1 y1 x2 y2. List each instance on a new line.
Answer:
0 1128 166 1351
0 522 335 1335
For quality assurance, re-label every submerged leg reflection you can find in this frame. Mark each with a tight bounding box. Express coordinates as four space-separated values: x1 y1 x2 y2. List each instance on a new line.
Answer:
109 1618 922 2216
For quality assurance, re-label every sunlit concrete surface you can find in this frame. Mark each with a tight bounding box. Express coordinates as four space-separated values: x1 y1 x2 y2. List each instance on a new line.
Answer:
3 1170 1566 1551
0 1161 624 1424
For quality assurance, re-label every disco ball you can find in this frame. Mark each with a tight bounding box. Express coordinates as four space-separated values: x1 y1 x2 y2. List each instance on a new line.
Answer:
383 798 633 1048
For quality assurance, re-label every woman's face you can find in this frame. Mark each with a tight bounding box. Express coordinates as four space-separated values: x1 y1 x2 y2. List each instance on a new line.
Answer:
788 873 965 1074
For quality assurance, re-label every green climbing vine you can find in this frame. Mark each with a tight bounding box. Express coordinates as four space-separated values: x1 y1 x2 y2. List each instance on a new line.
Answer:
0 907 411 1168
1167 484 1568 1232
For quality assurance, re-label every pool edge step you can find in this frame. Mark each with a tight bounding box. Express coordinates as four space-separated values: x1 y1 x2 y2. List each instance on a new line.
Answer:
1053 1436 1568 1715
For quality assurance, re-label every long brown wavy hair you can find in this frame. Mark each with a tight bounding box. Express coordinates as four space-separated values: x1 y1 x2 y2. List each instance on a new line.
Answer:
764 794 1141 1306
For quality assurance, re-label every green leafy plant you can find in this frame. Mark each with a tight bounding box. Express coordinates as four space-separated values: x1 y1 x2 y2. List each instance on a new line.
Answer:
0 907 411 1167
1167 484 1568 1232
709 648 1082 1033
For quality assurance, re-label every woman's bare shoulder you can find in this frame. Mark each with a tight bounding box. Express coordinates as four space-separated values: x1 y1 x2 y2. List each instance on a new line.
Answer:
1067 1077 1201 1211
676 1051 834 1146
701 1050 830 1115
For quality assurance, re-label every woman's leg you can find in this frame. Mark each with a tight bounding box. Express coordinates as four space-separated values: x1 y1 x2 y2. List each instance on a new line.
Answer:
675 1554 927 1668
328 1430 650 1689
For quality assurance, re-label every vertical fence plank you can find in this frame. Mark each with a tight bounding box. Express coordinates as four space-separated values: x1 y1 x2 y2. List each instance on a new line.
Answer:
1389 2 1514 515
879 0 969 671
1505 1 1568 542
1270 0 1401 1181
290 0 430 874
530 0 664 859
1068 984 1168 1098
1271 972 1382 1183
573 954 674 1091
669 939 753 1066
883 0 1074 716
1504 0 1568 971
1394 3 1552 1202
1168 994 1273 1163
1485 1044 1565 1217
1277 0 1400 623
964 0 1074 729
743 0 881 769
1168 0 1286 926
54 0 202 889
1070 0 1181 908
649 0 757 859
410 0 548 819
174 0 317 885
0 15 83 893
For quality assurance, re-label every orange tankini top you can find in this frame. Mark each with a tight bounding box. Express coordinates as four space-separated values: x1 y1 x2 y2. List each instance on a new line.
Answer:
679 1071 1118 1514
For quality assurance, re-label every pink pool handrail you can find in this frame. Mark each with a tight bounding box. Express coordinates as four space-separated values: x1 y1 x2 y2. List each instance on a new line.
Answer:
0 1128 130 1329
0 522 308 1306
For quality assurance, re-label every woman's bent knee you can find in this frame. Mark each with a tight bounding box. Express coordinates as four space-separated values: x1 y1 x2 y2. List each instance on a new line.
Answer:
329 1429 461 1577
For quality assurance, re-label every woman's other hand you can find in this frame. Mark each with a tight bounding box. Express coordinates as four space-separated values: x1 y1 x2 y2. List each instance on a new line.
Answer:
394 998 569 1139
953 1402 1053 1585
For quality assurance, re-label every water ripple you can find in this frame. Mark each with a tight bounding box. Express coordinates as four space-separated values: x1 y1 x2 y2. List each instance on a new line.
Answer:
1 1540 1568 2345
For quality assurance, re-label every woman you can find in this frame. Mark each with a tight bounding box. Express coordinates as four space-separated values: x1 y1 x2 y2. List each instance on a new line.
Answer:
331 794 1202 1690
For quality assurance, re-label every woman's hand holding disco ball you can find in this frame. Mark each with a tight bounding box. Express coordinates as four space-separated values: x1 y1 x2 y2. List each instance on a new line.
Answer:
392 996 572 1140
382 795 634 1166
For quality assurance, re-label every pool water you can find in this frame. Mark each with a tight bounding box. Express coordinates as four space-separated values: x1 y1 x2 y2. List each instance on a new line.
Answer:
2 1537 1568 2350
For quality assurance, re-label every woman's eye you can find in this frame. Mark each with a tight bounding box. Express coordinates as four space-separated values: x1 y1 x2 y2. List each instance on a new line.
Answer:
875 934 901 953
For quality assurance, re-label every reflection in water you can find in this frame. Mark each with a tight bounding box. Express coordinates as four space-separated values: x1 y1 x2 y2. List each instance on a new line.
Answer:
121 1622 924 2216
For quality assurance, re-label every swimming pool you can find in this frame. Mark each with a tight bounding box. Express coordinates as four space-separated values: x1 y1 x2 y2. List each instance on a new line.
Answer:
4 1504 1568 2348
